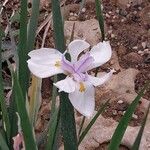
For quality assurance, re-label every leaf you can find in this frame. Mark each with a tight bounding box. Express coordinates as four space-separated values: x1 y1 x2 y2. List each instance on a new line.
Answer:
95 0 105 41
51 0 78 149
108 82 149 150
45 108 60 150
78 100 110 145
28 75 42 127
12 72 37 150
131 103 150 150
0 131 9 150
18 0 28 96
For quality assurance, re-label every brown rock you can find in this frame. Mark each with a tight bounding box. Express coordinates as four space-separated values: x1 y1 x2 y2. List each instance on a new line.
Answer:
122 52 143 66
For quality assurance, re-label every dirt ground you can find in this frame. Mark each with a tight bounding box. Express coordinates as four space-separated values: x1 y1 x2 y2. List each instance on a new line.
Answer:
1 0 150 149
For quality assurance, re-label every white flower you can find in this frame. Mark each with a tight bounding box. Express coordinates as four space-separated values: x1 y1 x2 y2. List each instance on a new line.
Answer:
27 40 113 117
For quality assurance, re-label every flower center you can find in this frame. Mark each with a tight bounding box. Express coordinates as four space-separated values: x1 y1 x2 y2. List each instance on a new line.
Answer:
55 61 61 67
79 82 86 92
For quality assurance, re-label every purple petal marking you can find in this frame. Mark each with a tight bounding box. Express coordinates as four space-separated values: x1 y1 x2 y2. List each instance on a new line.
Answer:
61 56 75 74
72 73 88 82
75 52 94 73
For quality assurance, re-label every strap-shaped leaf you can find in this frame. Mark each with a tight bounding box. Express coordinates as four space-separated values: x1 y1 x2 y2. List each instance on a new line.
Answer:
131 103 150 150
108 82 149 150
13 72 37 150
45 108 60 150
0 131 9 150
51 0 78 149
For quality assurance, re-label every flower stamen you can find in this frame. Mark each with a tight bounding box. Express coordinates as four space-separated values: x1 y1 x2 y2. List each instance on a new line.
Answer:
55 61 61 67
79 82 86 92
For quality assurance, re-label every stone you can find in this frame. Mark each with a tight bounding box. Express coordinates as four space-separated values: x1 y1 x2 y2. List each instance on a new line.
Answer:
122 52 143 65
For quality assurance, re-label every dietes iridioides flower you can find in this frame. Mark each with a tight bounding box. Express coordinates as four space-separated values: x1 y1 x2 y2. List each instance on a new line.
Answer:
27 40 114 117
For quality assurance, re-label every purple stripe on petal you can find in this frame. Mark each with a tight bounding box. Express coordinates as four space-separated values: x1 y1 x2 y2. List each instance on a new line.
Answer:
75 52 94 73
61 56 75 74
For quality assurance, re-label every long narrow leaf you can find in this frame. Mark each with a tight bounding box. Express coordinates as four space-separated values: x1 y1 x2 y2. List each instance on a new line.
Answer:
18 0 28 96
108 83 149 150
13 72 37 150
45 108 60 150
131 103 150 150
95 0 105 41
27 0 40 51
0 131 9 150
0 24 10 144
78 100 110 145
51 0 78 149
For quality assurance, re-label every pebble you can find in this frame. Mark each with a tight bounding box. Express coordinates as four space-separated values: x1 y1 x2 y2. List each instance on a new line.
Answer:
132 114 138 119
132 46 138 50
105 13 110 18
111 34 115 38
118 111 123 115
81 8 86 13
112 110 117 116
117 100 124 104
70 12 74 16
142 42 147 49
138 50 144 55
108 30 112 34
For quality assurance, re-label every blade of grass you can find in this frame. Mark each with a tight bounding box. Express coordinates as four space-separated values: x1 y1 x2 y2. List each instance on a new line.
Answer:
78 100 110 145
0 131 9 150
108 82 149 150
18 0 28 97
95 0 105 41
12 71 37 150
51 0 78 149
45 107 60 150
131 103 150 150
0 23 10 144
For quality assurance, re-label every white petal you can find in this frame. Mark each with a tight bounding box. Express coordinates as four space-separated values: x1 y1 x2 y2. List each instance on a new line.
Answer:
68 40 90 62
88 69 114 86
89 41 112 70
28 48 62 60
27 59 63 78
69 82 95 117
54 77 76 93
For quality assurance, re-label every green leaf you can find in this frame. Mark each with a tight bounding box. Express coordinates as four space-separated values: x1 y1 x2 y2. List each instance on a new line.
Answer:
131 103 150 150
45 108 60 150
0 131 9 150
108 83 149 150
78 100 110 145
51 0 78 149
18 0 28 96
12 72 37 150
95 0 105 41
27 0 40 51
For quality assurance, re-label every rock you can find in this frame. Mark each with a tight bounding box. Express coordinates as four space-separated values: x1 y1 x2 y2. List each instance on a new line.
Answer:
117 45 127 56
122 52 143 66
64 19 102 45
140 6 150 27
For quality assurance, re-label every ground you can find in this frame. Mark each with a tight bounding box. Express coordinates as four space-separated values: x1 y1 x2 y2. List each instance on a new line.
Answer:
1 0 150 149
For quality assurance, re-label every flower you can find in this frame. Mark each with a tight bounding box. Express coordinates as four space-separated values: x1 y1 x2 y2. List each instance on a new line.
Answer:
27 40 113 117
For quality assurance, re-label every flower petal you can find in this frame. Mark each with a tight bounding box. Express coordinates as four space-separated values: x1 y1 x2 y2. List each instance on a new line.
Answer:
88 69 114 86
27 59 63 78
69 81 95 117
89 41 112 70
68 40 90 62
54 77 76 93
28 48 62 60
